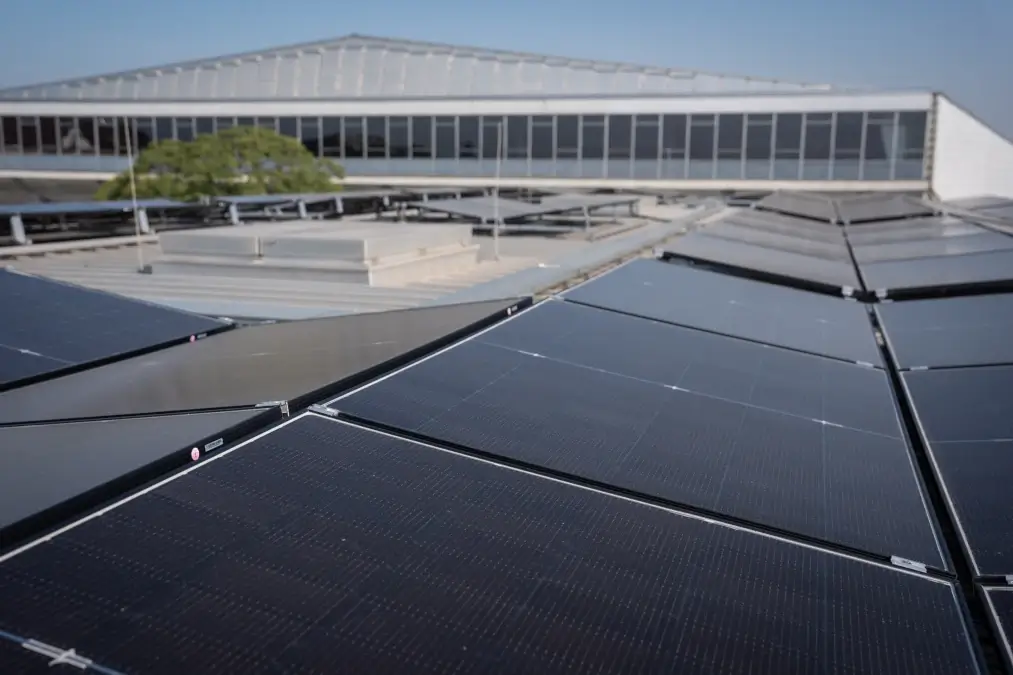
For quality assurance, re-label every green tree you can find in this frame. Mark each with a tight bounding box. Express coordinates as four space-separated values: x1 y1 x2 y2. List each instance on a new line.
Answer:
96 126 344 201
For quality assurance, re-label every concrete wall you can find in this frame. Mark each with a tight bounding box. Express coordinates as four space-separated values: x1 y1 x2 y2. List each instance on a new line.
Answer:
932 95 1013 200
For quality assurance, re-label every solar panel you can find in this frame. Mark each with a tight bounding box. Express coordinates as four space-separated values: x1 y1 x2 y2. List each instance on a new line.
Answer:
948 196 1012 211
537 193 639 211
982 587 1013 669
846 218 984 245
836 193 936 224
859 249 1013 298
724 210 848 243
699 221 851 260
877 294 1013 369
0 199 190 217
755 192 839 222
852 232 1013 263
0 270 227 389
408 195 543 221
332 314 944 566
0 413 982 674
903 366 1013 575
663 234 863 294
0 298 524 424
0 407 274 551
564 259 881 365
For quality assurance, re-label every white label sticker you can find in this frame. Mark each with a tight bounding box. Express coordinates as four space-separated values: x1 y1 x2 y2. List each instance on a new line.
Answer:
205 438 224 452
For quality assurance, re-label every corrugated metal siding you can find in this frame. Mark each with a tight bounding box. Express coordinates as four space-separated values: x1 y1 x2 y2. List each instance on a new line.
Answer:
0 35 832 102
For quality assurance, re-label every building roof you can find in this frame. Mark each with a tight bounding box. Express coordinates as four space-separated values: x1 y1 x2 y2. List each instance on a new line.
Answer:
0 34 834 102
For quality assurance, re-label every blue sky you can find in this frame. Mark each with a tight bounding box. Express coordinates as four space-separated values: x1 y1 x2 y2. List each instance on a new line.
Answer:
1 0 1010 137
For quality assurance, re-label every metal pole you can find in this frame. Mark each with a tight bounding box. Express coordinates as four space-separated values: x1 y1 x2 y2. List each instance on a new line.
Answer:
493 122 503 261
123 117 145 272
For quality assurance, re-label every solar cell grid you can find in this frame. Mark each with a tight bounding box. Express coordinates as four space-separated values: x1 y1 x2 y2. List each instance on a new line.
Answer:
755 192 838 222
0 269 225 388
725 210 847 243
698 221 850 260
836 193 935 224
0 408 271 550
563 259 881 365
332 310 944 567
904 366 1013 577
846 218 984 245
877 294 1013 369
852 232 1013 264
0 414 982 674
859 249 1013 298
983 587 1013 669
663 234 863 293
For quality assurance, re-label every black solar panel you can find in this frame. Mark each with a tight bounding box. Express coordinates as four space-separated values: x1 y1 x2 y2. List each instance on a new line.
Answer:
0 407 273 551
755 191 839 222
698 223 850 259
0 298 524 424
0 414 982 674
333 314 944 567
564 259 881 365
982 587 1013 670
663 234 863 293
926 439 1013 577
724 210 847 243
877 294 1013 369
903 366 1013 443
852 232 1013 264
0 269 226 388
860 249 1013 298
846 218 984 245
836 193 935 224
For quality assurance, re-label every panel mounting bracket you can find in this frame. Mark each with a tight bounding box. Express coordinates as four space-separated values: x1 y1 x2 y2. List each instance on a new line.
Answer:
890 556 927 573
309 404 341 418
1004 575 1013 586
257 400 290 416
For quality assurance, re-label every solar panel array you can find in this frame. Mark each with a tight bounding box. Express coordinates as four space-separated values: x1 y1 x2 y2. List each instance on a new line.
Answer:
1 190 1010 673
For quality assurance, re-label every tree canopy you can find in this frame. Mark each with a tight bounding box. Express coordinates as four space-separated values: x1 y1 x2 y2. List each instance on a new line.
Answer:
96 126 344 201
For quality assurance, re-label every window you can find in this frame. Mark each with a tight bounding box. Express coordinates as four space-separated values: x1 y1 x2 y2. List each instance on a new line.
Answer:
661 115 687 160
321 117 341 157
435 116 455 159
481 116 503 159
411 117 433 158
278 117 298 139
458 116 479 159
634 115 659 161
94 118 117 156
803 112 832 160
300 117 321 156
581 115 605 160
236 117 255 127
57 118 77 154
257 117 277 132
774 114 802 159
717 114 743 160
689 115 715 160
365 116 386 158
344 117 364 158
19 117 39 154
1 117 18 153
506 116 528 160
556 116 578 159
388 117 409 159
216 117 235 132
39 117 58 154
864 112 895 161
77 118 98 154
608 115 632 159
897 111 927 160
532 116 553 160
135 118 154 152
834 112 863 159
175 118 194 143
154 117 173 143
196 117 214 137
745 114 772 160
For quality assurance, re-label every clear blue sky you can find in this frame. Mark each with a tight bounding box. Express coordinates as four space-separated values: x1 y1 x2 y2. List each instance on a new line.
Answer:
1 0 1010 137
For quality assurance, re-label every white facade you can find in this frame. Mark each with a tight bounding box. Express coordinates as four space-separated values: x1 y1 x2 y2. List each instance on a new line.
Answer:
931 96 1013 200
